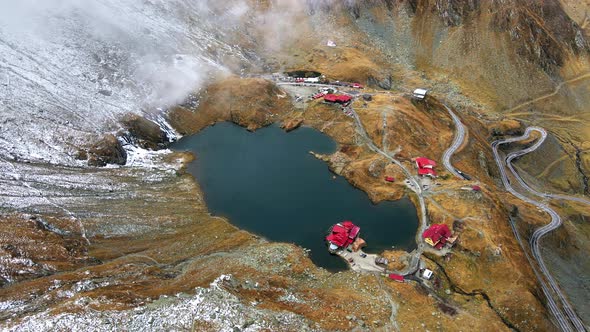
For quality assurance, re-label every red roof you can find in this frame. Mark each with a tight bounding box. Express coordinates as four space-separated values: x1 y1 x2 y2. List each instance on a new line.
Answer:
326 221 360 248
324 94 352 103
418 168 437 177
352 83 364 89
341 221 354 228
423 224 452 249
416 157 437 169
385 176 395 182
472 185 481 191
388 274 405 282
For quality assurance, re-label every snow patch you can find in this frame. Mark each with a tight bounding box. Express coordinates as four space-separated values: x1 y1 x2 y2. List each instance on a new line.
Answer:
210 274 232 291
5 275 317 332
151 112 182 142
0 300 25 312
118 145 173 169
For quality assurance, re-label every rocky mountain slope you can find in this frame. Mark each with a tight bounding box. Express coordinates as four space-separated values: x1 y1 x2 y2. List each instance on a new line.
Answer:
1 0 589 331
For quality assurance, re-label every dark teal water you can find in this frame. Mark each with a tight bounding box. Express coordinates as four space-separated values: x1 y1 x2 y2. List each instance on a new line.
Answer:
172 122 418 271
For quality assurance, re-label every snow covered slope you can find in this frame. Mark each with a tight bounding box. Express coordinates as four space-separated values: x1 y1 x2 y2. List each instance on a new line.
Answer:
0 0 254 165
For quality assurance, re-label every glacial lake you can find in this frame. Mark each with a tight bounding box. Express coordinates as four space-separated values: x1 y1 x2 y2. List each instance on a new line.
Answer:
172 122 418 271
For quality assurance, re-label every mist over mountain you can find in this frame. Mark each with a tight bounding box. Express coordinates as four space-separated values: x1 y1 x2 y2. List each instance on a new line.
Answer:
1 1 590 331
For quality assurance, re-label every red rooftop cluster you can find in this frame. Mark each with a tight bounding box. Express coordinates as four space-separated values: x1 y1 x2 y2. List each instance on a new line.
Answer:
415 157 437 178
324 94 352 104
422 223 457 249
326 221 360 252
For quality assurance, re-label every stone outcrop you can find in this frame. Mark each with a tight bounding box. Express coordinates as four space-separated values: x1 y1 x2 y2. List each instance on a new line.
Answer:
121 114 168 150
367 73 392 90
87 134 127 167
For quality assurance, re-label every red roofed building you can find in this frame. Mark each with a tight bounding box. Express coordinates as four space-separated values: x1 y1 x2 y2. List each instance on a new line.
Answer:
415 157 436 169
418 168 437 177
415 157 438 178
326 221 360 252
422 224 452 249
388 274 405 282
324 94 352 104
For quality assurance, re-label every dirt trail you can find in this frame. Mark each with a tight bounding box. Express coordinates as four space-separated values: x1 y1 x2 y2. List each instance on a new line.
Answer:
375 275 400 331
504 73 590 114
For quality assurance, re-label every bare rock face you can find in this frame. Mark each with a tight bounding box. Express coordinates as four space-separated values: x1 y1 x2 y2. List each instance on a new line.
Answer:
88 134 127 167
121 114 169 150
367 73 392 90
408 0 588 73
491 1 589 72
417 0 481 26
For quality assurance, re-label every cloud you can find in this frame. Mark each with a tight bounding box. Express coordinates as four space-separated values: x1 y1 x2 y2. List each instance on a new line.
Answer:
0 0 339 111
0 0 228 109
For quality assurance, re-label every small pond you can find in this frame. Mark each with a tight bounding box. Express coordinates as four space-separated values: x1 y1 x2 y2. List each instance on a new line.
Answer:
172 122 418 271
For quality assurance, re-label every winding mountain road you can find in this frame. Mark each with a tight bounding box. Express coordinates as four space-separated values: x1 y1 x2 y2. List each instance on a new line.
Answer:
504 129 590 206
277 79 589 330
492 127 588 332
441 103 467 179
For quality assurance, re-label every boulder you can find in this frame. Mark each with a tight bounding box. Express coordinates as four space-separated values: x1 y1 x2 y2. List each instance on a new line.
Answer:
121 114 168 150
88 134 127 167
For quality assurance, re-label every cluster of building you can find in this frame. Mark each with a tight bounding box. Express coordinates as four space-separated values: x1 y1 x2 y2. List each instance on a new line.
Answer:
422 223 457 250
276 71 364 90
310 89 353 106
324 94 352 105
325 221 364 253
295 77 321 83
415 157 438 178
316 84 466 285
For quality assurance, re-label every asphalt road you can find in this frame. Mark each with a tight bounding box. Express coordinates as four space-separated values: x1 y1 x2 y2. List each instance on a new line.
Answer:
278 80 588 330
441 103 466 179
493 127 587 332
505 129 590 206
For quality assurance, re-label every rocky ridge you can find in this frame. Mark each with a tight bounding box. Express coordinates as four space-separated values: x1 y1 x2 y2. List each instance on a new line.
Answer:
1 0 590 331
